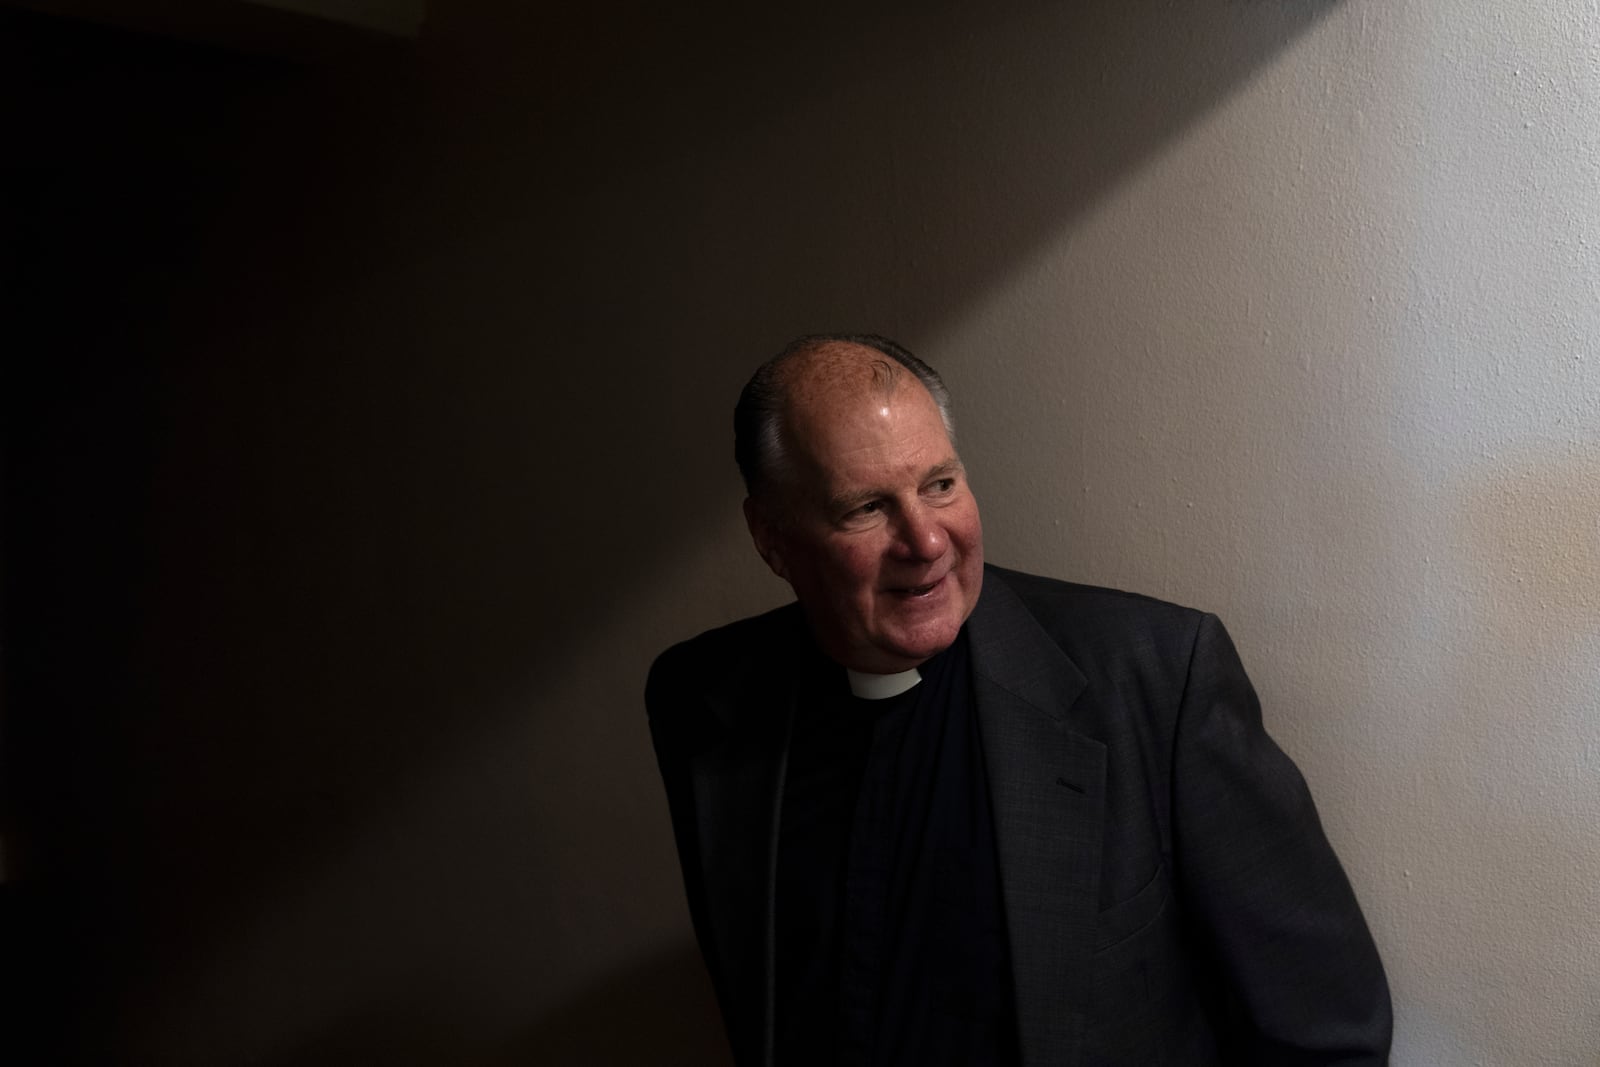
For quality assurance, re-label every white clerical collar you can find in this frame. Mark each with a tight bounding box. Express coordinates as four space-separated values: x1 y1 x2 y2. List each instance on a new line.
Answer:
845 666 922 700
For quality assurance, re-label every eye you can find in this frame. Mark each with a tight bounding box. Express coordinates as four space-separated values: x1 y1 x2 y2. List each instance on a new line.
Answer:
840 498 884 525
929 477 956 494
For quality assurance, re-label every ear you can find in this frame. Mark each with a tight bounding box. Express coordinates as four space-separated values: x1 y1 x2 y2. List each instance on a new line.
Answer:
743 496 790 582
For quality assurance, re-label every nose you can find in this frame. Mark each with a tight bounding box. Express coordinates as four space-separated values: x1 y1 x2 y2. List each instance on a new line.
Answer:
892 502 947 561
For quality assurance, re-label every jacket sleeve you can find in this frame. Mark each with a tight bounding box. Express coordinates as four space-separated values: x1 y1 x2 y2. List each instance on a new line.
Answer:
644 645 719 990
1171 613 1393 1065
645 640 778 1067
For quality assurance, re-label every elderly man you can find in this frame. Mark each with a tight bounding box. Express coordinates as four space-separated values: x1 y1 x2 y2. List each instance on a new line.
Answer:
647 334 1391 1066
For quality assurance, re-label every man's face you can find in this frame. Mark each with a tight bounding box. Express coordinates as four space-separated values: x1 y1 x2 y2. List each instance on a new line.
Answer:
746 349 984 674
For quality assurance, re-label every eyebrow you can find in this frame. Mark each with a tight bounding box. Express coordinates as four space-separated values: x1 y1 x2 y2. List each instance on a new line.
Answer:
827 458 964 515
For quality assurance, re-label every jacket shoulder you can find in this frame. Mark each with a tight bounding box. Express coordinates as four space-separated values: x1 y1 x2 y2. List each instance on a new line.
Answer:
645 601 807 751
647 601 804 696
985 564 1209 652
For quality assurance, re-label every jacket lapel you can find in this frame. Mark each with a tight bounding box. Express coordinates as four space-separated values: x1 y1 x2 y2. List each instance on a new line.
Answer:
969 570 1105 1067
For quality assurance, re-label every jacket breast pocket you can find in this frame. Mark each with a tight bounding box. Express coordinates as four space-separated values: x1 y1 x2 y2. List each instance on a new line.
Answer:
1086 863 1215 1065
1094 862 1170 953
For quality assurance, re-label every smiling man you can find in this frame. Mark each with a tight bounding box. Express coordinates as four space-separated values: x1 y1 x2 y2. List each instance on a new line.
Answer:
646 335 1391 1066
740 340 984 675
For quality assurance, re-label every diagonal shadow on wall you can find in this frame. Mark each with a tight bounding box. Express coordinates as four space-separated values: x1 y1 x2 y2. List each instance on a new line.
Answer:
3 0 1344 1062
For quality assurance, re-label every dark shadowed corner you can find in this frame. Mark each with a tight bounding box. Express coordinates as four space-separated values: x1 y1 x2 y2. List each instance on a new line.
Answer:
498 941 733 1067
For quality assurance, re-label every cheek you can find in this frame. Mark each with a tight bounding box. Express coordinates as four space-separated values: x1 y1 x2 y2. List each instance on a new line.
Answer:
826 544 883 596
956 504 984 553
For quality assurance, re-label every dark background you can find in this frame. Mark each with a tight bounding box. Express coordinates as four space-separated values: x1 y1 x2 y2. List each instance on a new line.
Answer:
1 2 1334 1062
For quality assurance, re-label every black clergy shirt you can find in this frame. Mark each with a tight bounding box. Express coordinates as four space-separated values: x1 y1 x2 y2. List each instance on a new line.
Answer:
774 629 1020 1067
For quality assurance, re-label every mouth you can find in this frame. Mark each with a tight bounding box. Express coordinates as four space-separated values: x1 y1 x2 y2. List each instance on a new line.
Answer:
889 574 946 598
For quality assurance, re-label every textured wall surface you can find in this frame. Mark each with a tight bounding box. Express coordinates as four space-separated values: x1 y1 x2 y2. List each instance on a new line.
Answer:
936 5 1600 1063
7 0 1595 1064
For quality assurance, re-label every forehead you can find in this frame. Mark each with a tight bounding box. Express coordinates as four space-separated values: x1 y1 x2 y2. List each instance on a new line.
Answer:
778 341 902 412
779 345 953 490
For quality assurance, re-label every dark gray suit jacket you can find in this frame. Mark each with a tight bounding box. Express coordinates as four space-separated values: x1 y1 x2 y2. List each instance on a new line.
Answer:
647 565 1391 1065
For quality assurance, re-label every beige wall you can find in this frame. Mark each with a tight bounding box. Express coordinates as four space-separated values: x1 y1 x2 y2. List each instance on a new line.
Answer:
538 1 1600 1060
12 0 1595 1063
936 5 1600 1064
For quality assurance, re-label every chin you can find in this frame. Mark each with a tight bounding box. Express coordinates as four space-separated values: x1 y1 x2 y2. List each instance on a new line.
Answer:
881 619 963 666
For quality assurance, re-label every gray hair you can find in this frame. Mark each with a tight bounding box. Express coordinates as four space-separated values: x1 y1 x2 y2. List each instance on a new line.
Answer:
734 333 955 497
